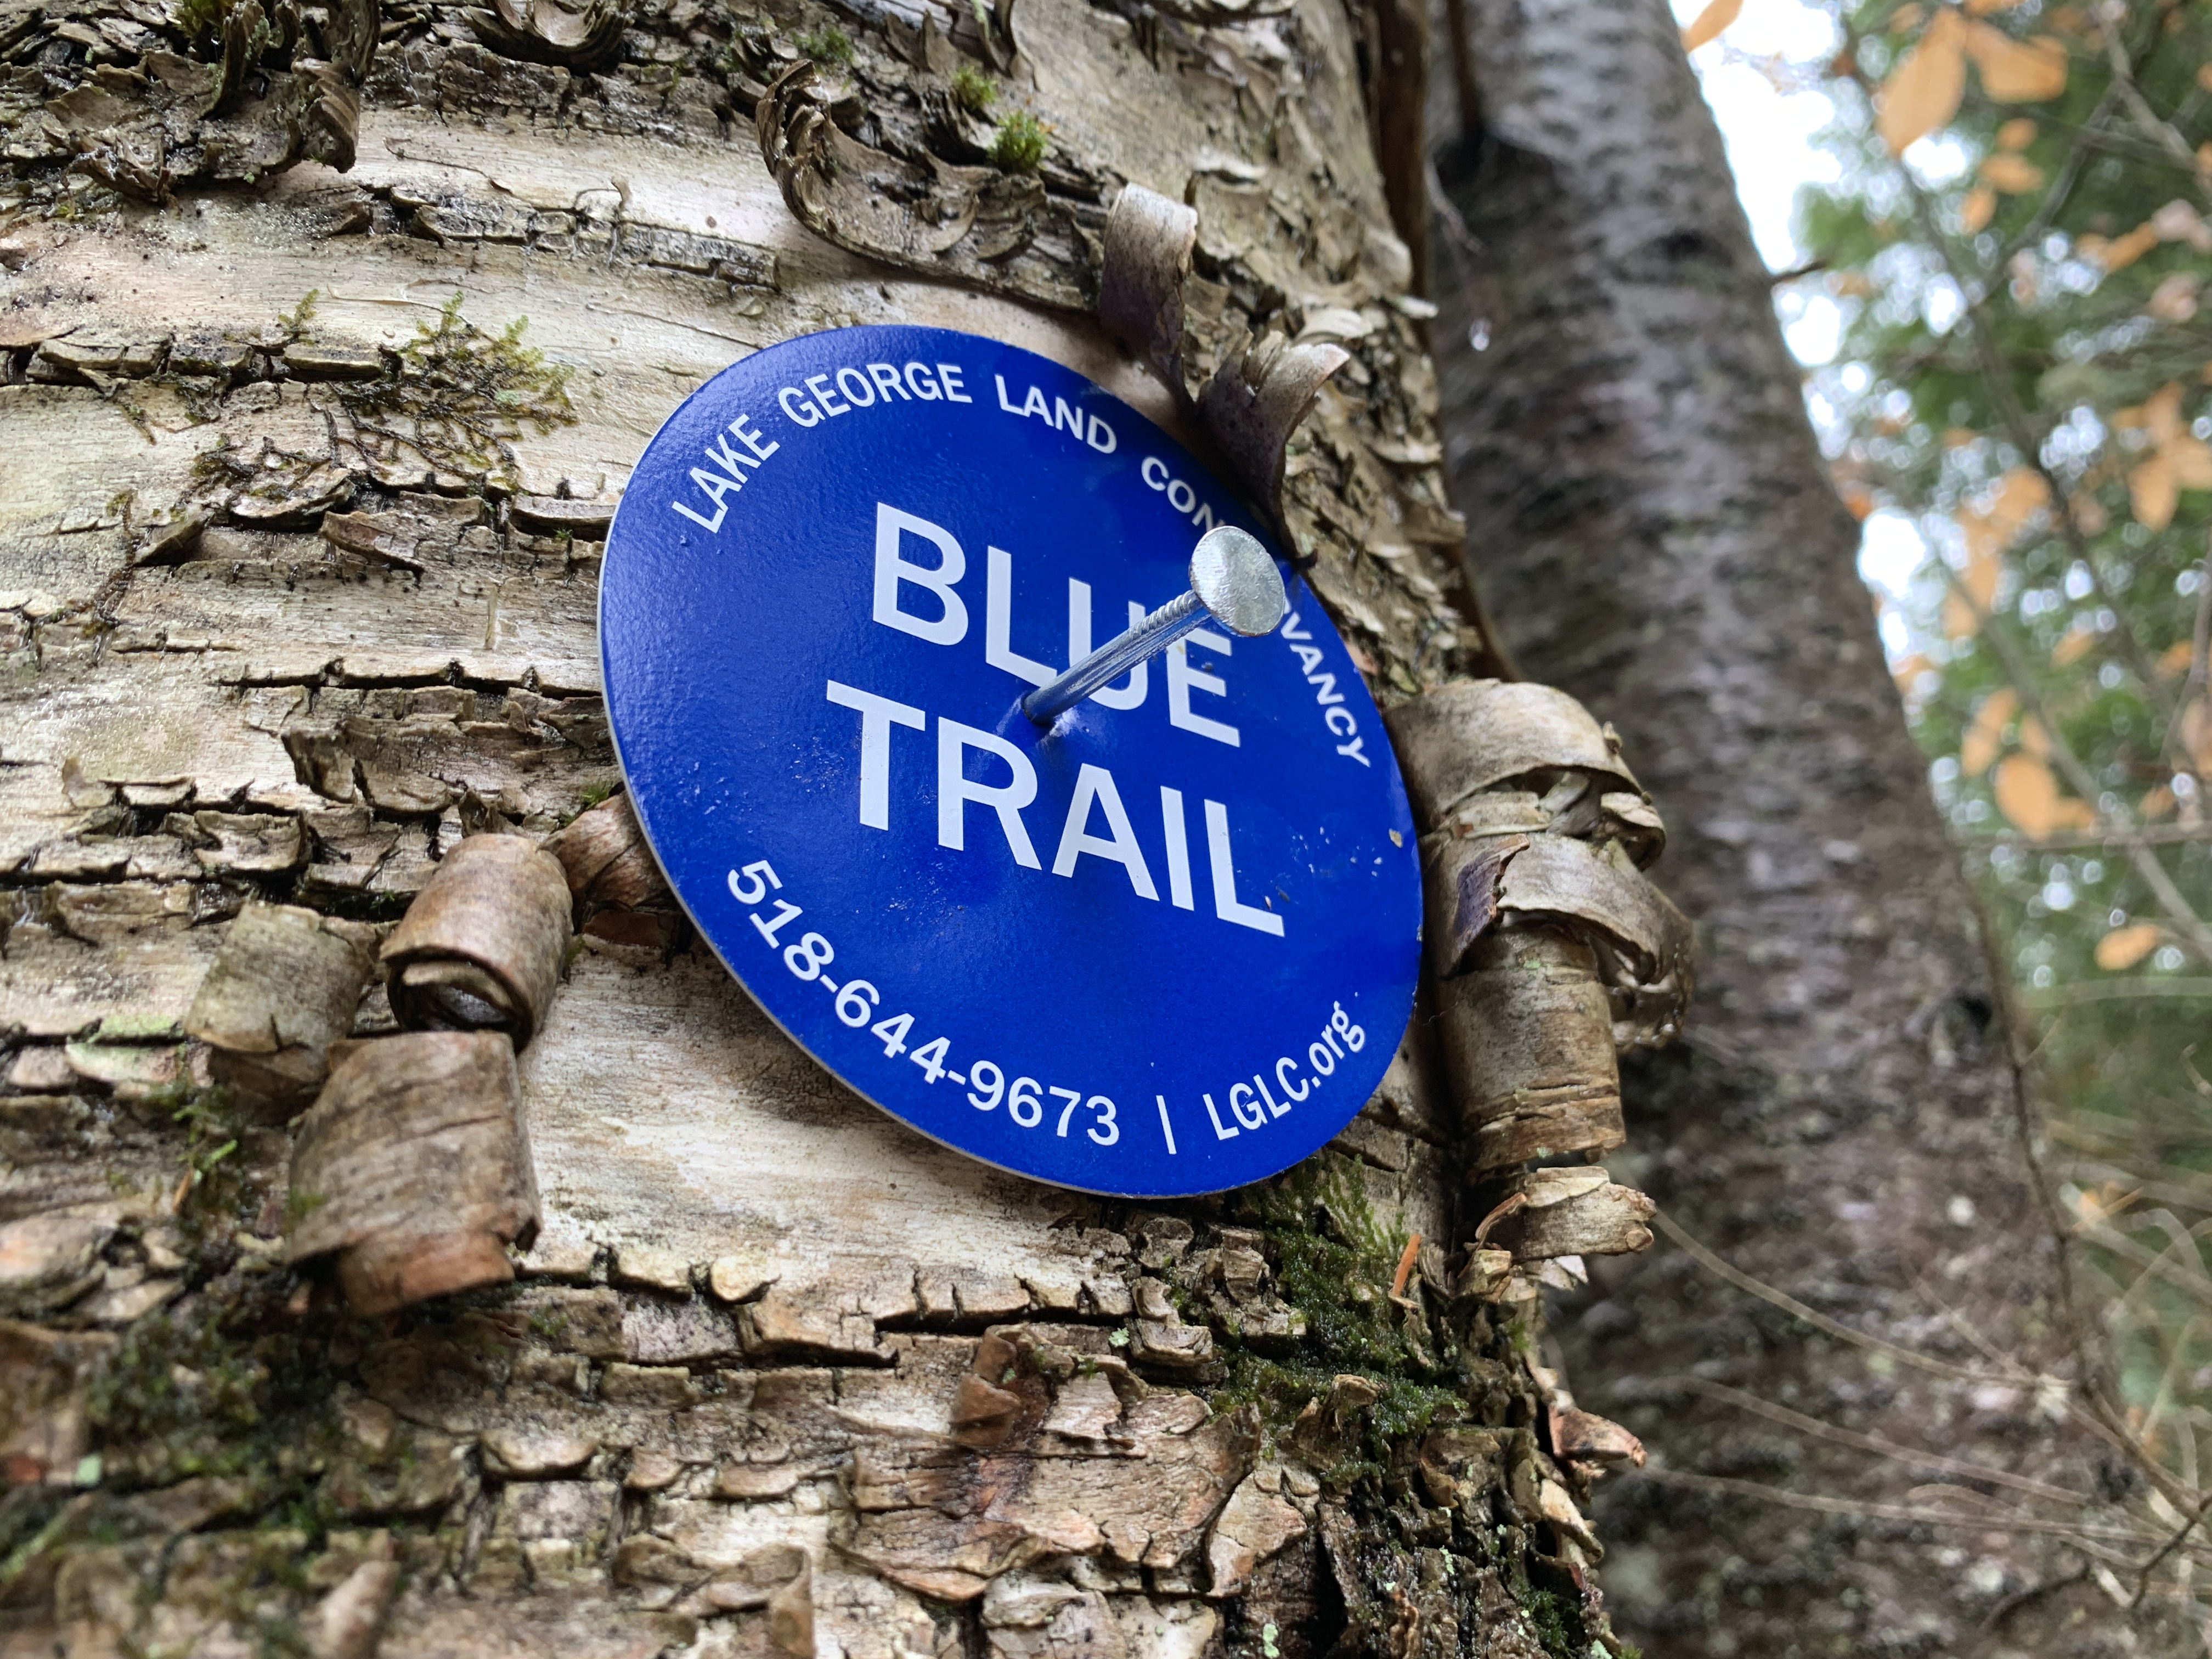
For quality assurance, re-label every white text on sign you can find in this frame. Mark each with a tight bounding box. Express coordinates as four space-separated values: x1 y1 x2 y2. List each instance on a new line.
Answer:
871 502 1243 745
726 859 1124 1146
729 857 1376 1167
823 680 1284 936
1151 1001 1367 1152
661 347 1376 769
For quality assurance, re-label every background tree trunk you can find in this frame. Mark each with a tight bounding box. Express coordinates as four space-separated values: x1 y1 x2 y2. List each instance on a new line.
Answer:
1421 0 2160 1651
0 0 1664 1654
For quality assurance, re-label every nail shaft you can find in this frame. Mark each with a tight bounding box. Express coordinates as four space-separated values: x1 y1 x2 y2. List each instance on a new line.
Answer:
1022 591 1206 724
1022 526 1288 727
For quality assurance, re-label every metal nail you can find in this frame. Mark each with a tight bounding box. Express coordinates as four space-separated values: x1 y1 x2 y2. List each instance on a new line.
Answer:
1022 526 1288 725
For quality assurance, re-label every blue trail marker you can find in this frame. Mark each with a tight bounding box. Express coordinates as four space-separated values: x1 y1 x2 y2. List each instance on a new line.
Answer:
601 325 1421 1197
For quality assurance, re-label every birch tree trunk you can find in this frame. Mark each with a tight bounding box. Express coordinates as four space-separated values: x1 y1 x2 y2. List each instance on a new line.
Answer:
0 0 1664 1654
1424 0 2126 1652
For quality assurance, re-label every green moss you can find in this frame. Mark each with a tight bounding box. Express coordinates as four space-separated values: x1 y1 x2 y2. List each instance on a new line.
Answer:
326 292 574 486
0 1489 73 1596
797 23 853 64
1210 1161 1460 1485
951 63 996 114
174 0 223 43
87 1314 267 1474
988 109 1048 174
83 1289 347 1500
276 290 320 334
1522 1585 1582 1657
283 1189 329 1228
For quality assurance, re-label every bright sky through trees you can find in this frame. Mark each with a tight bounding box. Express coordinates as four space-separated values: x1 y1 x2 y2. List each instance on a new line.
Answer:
1674 0 1935 600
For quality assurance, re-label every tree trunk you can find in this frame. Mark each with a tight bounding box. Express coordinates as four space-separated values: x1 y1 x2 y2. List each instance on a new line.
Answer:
0 1 1665 1654
1424 0 2143 1651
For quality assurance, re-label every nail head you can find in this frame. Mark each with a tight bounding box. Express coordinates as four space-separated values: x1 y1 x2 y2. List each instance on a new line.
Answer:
1188 526 1287 639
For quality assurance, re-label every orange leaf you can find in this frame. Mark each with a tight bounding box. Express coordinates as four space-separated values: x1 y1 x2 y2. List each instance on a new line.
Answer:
2090 223 2160 272
2143 781 2178 818
1682 0 1743 51
2052 622 2097 667
1961 185 1996 232
2159 638 2197 677
1891 1 1927 28
1961 686 2018 775
2149 273 2202 324
1996 117 2036 149
1891 651 1934 690
1838 480 1875 520
2019 714 2053 758
2145 383 2186 445
1878 10 1969 154
1979 153 2044 192
2131 453 2179 529
2095 922 2164 970
2174 436 2212 491
1955 516 2004 606
1993 753 2095 837
1966 24 2068 100
2152 199 2212 251
2183 697 2212 774
1942 588 1982 639
1987 466 2050 537
1966 0 2023 13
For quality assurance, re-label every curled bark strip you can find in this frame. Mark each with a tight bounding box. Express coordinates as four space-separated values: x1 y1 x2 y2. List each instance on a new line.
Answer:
1425 833 1692 992
183 900 376 1122
1550 1406 1645 1469
1438 930 1624 1173
34 0 377 199
291 61 361 171
461 0 627 64
542 792 670 910
381 834 572 1049
1427 833 1525 977
209 0 278 115
1367 0 1430 292
755 62 1088 311
325 0 382 82
1384 679 1645 833
1199 329 1350 529
1147 0 1295 19
1481 1169 1655 1259
287 1031 540 1316
1099 184 1198 391
1469 1192 1526 1248
1097 196 1342 530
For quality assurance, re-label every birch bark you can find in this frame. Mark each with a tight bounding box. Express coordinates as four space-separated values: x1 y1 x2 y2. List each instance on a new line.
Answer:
0 0 1651 1654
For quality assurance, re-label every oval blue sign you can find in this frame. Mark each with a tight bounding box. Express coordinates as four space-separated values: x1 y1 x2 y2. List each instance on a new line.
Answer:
602 325 1421 1197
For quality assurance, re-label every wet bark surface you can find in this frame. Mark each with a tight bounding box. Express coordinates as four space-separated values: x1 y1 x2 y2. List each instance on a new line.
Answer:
1420 0 2176 1650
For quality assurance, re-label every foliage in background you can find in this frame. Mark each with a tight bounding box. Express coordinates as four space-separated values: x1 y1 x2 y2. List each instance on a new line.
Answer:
1688 0 2212 1617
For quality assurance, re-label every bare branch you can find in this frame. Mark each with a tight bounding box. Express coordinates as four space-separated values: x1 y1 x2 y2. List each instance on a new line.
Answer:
1653 1210 2035 1386
1679 1377 2092 1506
